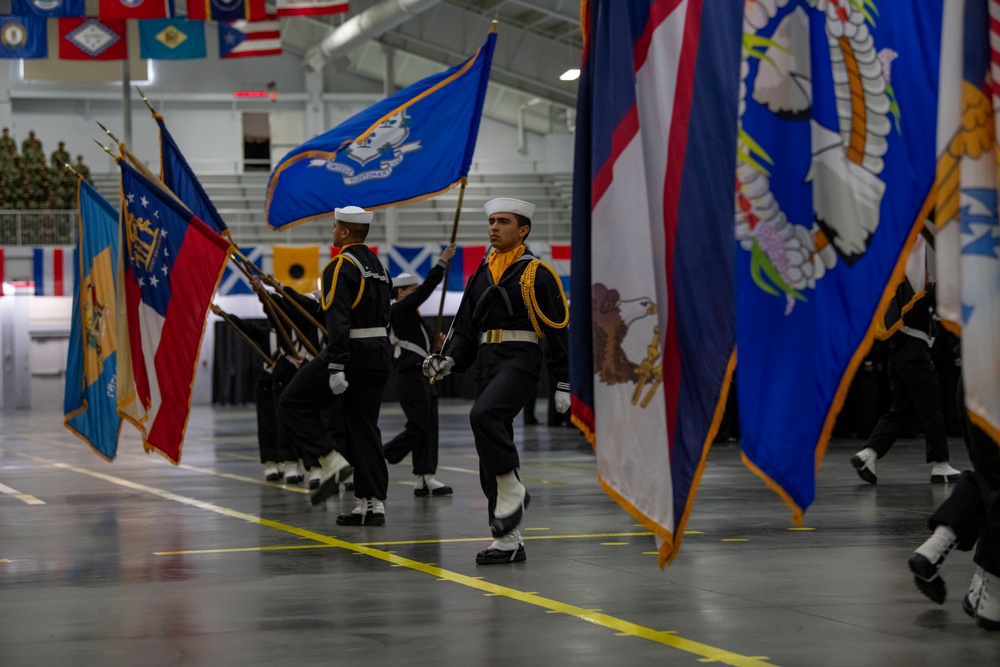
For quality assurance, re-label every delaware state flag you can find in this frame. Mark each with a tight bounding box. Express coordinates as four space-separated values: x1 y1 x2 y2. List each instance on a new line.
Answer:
117 158 232 463
736 1 944 519
139 18 206 59
64 180 122 461
266 30 496 230
570 0 741 566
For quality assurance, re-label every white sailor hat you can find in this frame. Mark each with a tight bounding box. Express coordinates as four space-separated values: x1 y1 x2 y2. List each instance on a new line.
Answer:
484 197 535 222
393 273 419 288
334 205 374 224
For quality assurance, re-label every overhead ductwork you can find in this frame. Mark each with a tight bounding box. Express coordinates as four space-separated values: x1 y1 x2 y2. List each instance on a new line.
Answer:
302 0 444 73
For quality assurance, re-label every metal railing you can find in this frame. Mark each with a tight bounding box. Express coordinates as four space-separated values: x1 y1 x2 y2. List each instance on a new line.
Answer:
0 208 573 247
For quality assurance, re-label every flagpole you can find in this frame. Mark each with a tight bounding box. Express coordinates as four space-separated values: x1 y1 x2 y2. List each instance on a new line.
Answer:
122 61 132 148
433 178 466 348
210 304 275 368
233 253 329 337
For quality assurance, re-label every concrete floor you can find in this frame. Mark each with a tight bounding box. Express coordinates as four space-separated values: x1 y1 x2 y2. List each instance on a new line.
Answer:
1 400 998 667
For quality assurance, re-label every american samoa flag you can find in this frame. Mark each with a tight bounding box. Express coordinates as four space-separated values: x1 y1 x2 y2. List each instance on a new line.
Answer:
117 158 232 463
570 0 741 566
34 246 76 296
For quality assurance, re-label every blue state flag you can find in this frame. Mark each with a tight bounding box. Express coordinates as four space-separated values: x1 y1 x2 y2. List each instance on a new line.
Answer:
12 0 84 17
735 1 944 519
139 19 206 60
64 179 123 461
265 30 497 230
0 17 47 59
154 113 228 234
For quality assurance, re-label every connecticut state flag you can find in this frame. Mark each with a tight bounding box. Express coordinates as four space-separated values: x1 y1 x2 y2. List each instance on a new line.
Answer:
139 18 206 59
735 1 944 520
265 30 496 230
570 0 741 566
0 16 47 59
58 18 127 60
117 158 232 463
64 180 123 461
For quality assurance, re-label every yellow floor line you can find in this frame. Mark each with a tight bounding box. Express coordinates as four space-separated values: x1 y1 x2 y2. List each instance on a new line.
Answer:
16 450 777 667
155 531 658 554
0 482 45 505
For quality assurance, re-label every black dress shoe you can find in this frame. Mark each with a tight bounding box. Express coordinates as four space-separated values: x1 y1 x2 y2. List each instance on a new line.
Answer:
908 553 946 604
336 499 385 526
490 492 531 537
476 545 526 565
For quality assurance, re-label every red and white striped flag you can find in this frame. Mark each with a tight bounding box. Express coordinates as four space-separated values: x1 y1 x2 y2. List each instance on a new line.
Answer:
33 246 75 296
218 17 281 59
276 0 346 17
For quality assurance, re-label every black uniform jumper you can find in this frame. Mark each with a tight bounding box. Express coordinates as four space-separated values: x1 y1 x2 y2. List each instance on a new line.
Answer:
384 259 447 475
279 244 392 501
442 247 569 524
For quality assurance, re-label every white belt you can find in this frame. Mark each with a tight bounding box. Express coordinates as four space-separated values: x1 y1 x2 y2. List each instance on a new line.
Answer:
394 339 429 358
479 329 539 344
350 327 388 339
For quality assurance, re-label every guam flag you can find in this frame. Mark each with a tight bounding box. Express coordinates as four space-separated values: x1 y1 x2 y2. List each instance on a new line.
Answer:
117 159 232 463
64 180 122 461
265 30 496 230
570 0 741 566
736 1 944 519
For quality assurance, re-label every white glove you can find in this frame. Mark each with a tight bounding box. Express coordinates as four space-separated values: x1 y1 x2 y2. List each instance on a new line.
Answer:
554 390 571 414
328 372 349 395
422 354 454 381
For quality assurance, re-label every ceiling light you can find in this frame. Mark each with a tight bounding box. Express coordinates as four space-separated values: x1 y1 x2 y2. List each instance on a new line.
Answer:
559 68 580 81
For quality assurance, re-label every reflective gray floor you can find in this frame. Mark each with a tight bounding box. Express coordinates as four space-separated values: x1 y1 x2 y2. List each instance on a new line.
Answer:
1 400 999 667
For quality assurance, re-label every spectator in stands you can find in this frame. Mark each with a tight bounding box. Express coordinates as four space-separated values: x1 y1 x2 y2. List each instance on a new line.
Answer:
0 127 16 157
50 141 70 170
75 155 91 183
21 130 42 163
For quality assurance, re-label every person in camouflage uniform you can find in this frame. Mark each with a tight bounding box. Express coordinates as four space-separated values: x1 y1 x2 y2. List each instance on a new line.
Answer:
21 130 41 156
74 155 91 183
0 128 16 157
50 141 70 170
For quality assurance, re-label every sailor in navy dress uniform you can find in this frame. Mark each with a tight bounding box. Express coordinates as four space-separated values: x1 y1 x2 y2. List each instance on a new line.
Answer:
278 205 393 525
423 197 571 564
383 242 457 496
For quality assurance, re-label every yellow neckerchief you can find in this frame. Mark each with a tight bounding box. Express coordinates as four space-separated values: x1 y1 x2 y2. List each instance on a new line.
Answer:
487 244 525 284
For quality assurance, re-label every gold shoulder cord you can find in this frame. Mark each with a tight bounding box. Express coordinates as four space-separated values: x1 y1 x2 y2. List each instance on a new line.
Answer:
320 253 365 310
520 260 569 337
